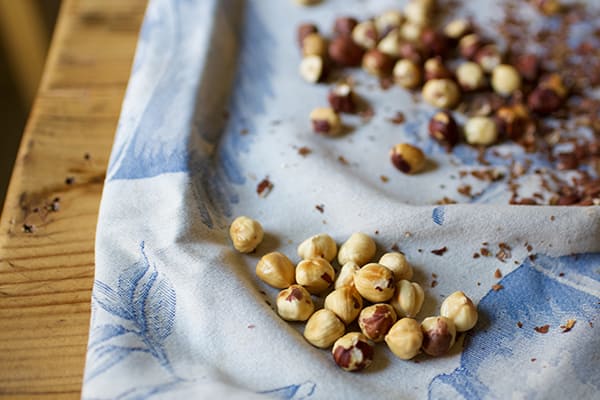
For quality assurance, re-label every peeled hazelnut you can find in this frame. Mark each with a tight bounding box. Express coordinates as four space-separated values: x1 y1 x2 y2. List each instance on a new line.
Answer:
444 18 471 41
296 257 335 294
390 143 426 174
459 33 484 60
421 316 456 356
428 111 459 148
404 0 430 27
491 64 522 96
310 107 342 135
495 104 530 140
390 280 424 318
440 291 478 332
297 23 318 47
421 29 449 58
304 309 345 348
362 49 394 77
456 61 486 91
337 232 376 266
328 82 356 113
424 57 453 81
302 33 327 57
328 36 365 67
393 59 422 89
354 263 395 303
352 20 378 49
335 261 360 289
514 54 540 82
378 252 414 281
475 44 502 73
464 116 498 146
385 318 423 360
532 0 561 16
276 285 315 321
422 79 461 109
377 29 403 58
297 233 337 262
399 22 424 42
256 252 296 289
332 332 374 372
334 16 358 37
358 304 397 342
528 73 567 114
375 10 404 38
229 216 264 253
299 55 325 83
324 286 363 324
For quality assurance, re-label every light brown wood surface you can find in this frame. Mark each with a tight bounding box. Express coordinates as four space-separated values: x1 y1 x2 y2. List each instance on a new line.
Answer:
0 0 147 398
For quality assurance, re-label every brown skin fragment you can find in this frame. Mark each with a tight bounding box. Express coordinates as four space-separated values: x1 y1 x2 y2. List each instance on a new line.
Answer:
257 178 273 197
534 324 550 334
492 284 504 291
321 272 333 284
422 319 454 356
285 287 304 302
390 153 412 173
494 269 503 279
560 319 576 333
431 246 448 256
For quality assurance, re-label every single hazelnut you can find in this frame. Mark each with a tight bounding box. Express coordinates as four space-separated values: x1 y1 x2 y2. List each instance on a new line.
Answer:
328 36 365 67
377 29 403 58
514 54 540 82
459 33 484 60
421 29 449 58
299 55 325 83
302 33 327 58
440 291 478 332
362 49 394 77
376 10 404 37
532 0 561 16
393 59 422 89
390 280 424 318
421 316 456 356
444 18 471 41
424 57 453 81
527 73 568 114
422 79 461 109
294 0 322 5
464 116 498 146
352 20 378 49
385 318 424 360
398 42 424 65
428 111 459 148
456 61 486 91
335 261 360 289
297 233 337 262
256 252 296 289
354 263 395 303
324 286 363 324
358 304 397 342
495 104 530 140
334 16 358 37
404 0 430 27
310 107 342 135
491 64 522 96
296 257 335 294
332 332 374 372
337 232 376 266
399 22 424 42
276 285 315 321
378 252 414 281
304 309 345 348
475 44 502 73
297 23 318 47
229 216 264 253
390 143 426 174
328 82 356 113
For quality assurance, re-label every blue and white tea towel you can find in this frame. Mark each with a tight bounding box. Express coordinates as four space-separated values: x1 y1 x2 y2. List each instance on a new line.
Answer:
83 0 600 399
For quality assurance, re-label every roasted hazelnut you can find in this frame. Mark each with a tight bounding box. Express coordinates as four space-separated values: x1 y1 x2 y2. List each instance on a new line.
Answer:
424 57 453 81
229 216 264 253
428 111 459 148
390 143 426 174
359 304 397 342
352 20 378 49
335 261 360 289
324 286 363 324
444 18 471 41
404 0 430 27
378 252 414 281
377 29 403 58
459 33 484 60
421 316 456 356
421 29 449 58
299 55 325 84
310 107 342 135
398 42 424 65
514 54 540 82
464 116 498 146
256 252 296 289
297 23 318 47
390 280 424 318
332 332 374 372
294 0 321 5
276 285 315 321
328 36 365 67
491 64 522 96
296 257 335 294
376 10 404 37
328 82 356 113
527 73 567 114
354 263 395 303
302 33 327 58
440 291 478 332
298 233 337 262
393 59 422 89
362 49 394 76
532 0 561 16
475 44 502 73
456 61 486 91
337 232 377 266
334 16 358 37
304 309 345 348
399 22 424 42
495 104 530 140
422 79 461 109
385 318 423 360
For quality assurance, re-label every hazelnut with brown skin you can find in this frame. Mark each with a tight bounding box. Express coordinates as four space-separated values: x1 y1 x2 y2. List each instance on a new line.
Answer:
352 20 378 49
393 59 422 89
304 309 345 348
332 332 374 372
256 252 296 289
495 104 530 140
514 54 540 82
428 111 459 148
532 0 561 16
421 316 456 356
324 286 363 325
296 257 335 294
528 73 568 114
359 304 397 342
422 79 461 109
276 285 315 322
475 44 502 73
424 57 453 81
334 16 358 37
390 143 426 174
362 49 394 77
398 42 424 65
421 29 449 58
297 23 318 47
459 33 485 60
310 107 342 135
328 82 356 114
328 36 365 67
354 263 395 303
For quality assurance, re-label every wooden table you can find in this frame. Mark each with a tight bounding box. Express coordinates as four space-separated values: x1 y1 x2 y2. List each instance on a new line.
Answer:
0 0 146 397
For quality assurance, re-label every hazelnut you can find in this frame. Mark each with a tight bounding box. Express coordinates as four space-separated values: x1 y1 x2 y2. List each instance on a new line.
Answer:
390 143 426 174
378 252 413 281
362 49 394 77
328 82 356 113
328 36 365 67
532 0 561 16
421 29 449 58
464 116 498 146
456 61 486 91
296 257 335 294
398 42 424 65
444 18 471 40
422 79 461 109
297 233 337 262
384 318 423 360
304 309 345 348
358 304 397 342
294 0 322 5
310 107 342 135
514 54 540 82
421 316 456 356
229 216 264 253
393 59 422 89
334 16 358 37
337 232 377 266
324 286 363 324
399 22 424 42
428 111 459 148
256 252 296 289
390 280 424 318
299 55 325 83
332 332 374 372
527 73 567 114
376 10 404 38
354 263 395 303
302 33 327 58
404 0 430 27
491 64 522 96
297 23 318 47
440 291 478 332
352 20 378 49
475 44 502 73
495 104 530 140
276 285 315 321
424 57 453 81
377 29 403 58
459 33 484 60
335 261 360 289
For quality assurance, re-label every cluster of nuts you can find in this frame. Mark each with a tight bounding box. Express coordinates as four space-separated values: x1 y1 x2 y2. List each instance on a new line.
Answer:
229 216 479 372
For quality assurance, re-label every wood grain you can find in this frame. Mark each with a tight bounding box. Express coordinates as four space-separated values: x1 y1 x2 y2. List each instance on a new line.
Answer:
0 0 146 398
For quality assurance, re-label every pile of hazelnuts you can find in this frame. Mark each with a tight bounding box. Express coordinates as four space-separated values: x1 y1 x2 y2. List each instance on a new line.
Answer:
298 0 569 175
230 216 479 372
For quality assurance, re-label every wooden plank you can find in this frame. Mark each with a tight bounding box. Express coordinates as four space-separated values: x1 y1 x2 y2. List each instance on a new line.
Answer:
0 0 147 398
